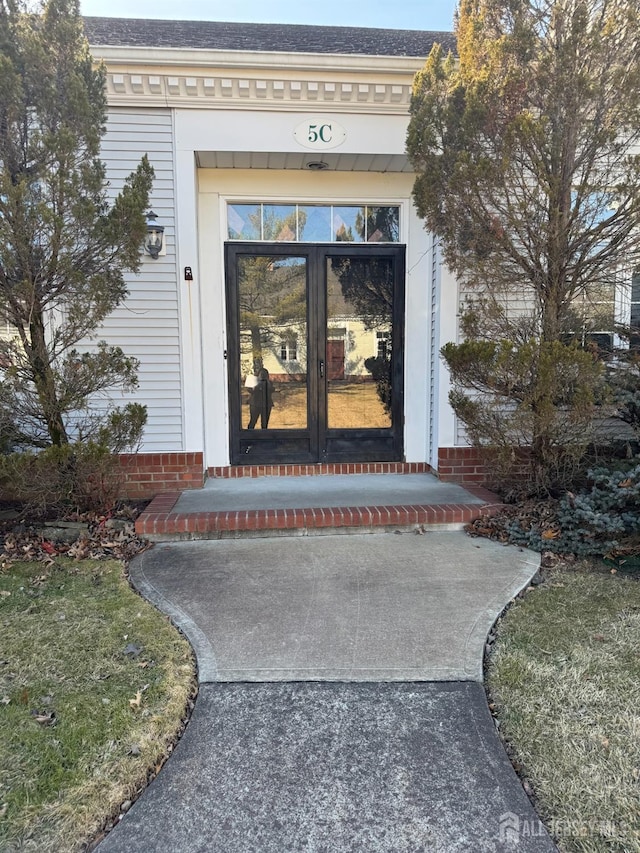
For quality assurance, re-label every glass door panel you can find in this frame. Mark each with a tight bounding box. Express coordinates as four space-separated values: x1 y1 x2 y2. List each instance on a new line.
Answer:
326 256 393 430
227 243 404 464
237 255 308 431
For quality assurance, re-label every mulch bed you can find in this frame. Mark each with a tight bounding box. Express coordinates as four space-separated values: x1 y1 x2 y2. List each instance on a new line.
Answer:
466 498 561 544
466 497 640 569
0 501 151 567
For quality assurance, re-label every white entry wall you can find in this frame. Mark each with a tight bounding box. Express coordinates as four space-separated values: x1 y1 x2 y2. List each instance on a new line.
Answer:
170 108 446 469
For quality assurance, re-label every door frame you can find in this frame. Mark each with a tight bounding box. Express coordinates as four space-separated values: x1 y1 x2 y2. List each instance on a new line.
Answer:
225 242 405 464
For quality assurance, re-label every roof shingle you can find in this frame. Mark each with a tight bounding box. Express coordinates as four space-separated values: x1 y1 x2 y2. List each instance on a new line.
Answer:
83 17 455 58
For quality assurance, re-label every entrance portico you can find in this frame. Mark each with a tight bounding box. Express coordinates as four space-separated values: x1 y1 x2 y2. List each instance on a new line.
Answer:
85 18 466 494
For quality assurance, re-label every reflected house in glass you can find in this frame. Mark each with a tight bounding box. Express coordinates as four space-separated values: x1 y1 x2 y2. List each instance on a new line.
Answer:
79 17 634 490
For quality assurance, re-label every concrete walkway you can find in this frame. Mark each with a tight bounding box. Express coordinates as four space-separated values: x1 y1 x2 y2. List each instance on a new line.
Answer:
98 532 558 852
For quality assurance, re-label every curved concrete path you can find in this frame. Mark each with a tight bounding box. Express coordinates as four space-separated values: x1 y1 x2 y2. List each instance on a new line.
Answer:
98 532 557 852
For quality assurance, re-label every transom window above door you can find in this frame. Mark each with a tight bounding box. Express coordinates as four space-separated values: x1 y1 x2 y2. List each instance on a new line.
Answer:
227 203 400 243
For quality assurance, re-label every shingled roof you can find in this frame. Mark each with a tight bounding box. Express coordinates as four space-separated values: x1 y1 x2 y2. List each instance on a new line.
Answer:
83 17 455 58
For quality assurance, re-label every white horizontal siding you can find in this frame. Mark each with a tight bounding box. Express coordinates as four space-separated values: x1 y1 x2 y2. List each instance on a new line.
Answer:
83 107 183 453
455 277 536 446
0 318 16 342
455 419 470 446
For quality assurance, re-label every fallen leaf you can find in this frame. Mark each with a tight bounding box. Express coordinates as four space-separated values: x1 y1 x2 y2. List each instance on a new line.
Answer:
541 528 560 540
31 709 56 726
129 691 142 710
592 634 606 642
123 643 143 658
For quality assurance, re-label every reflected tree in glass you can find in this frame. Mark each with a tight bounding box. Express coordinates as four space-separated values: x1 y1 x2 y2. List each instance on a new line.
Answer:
328 256 394 423
366 207 400 242
239 257 306 374
330 257 393 329
237 239 308 431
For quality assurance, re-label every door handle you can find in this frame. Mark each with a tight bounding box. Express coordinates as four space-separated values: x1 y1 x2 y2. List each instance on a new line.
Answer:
319 360 325 379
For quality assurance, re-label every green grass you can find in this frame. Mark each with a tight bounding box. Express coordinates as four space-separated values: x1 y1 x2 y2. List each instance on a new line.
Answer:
0 558 196 852
487 569 640 852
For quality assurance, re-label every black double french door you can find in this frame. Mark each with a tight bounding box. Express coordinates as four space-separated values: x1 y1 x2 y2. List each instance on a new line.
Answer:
225 243 405 464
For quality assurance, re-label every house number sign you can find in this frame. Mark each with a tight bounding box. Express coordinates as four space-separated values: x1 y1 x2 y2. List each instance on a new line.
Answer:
294 118 347 150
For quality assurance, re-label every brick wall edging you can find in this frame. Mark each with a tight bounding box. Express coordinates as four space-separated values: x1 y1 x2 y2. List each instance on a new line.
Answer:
118 452 205 499
117 448 492 500
436 447 489 485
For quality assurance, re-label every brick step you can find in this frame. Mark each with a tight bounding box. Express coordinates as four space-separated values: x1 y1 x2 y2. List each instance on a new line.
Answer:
207 462 432 478
135 485 500 541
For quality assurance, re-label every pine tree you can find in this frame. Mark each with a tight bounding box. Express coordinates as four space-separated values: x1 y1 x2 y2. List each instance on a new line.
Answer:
407 0 640 493
0 0 153 450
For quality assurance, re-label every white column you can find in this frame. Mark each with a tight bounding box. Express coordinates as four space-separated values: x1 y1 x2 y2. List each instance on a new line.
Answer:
403 209 432 463
174 143 205 453
197 189 230 467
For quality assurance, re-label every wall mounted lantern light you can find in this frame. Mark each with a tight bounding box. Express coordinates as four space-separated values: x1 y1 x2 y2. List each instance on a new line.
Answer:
144 210 165 258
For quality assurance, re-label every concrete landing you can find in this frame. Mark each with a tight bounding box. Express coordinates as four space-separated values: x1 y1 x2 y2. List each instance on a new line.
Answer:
130 532 539 683
175 473 484 512
135 473 500 540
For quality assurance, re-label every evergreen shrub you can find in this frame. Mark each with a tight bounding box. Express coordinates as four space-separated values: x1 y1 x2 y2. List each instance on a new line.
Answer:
508 464 640 556
0 443 124 514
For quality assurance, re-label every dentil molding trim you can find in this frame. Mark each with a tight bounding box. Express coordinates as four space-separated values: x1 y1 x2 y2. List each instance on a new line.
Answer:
106 71 413 112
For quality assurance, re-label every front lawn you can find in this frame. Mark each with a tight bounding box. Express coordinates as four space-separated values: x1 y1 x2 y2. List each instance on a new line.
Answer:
487 567 640 852
0 558 196 852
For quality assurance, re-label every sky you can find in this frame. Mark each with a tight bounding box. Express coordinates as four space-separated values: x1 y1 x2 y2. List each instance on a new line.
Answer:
79 0 458 32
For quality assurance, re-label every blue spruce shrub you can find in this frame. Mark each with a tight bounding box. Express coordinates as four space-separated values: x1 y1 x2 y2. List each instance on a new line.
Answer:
507 465 640 556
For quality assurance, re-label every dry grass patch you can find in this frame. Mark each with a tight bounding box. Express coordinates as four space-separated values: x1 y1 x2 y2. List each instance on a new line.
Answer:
0 558 196 852
487 569 640 852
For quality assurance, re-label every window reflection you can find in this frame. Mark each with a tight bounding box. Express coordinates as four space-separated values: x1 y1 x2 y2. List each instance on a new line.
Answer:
326 257 394 429
238 255 308 430
298 205 331 242
263 205 297 241
228 203 400 244
228 204 261 239
366 206 400 242
332 207 365 242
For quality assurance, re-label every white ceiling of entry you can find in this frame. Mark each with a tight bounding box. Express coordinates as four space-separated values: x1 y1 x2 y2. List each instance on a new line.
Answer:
195 151 413 172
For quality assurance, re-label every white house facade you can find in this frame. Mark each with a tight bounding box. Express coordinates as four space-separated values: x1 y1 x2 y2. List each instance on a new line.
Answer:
83 18 481 495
